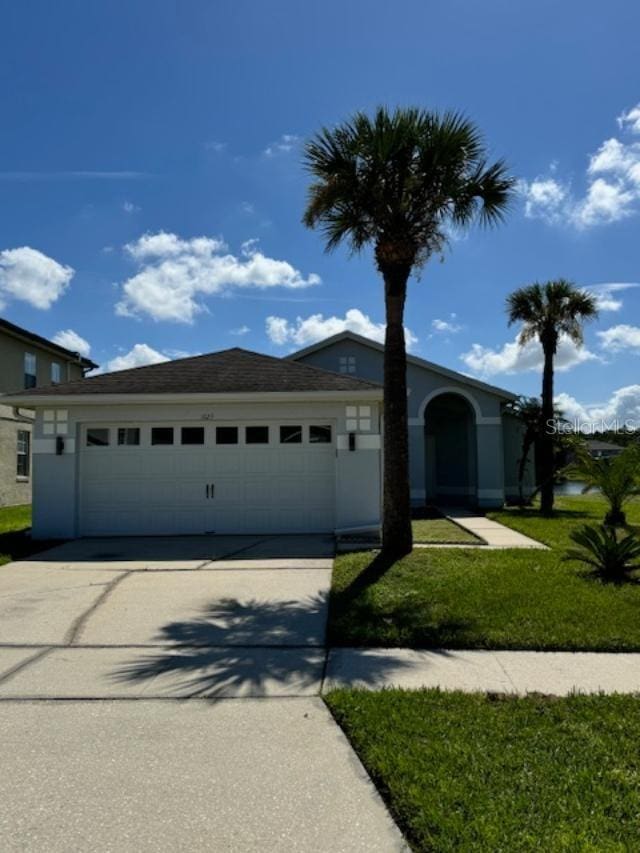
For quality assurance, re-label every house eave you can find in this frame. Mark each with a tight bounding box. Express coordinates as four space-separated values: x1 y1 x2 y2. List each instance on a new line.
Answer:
2 389 383 407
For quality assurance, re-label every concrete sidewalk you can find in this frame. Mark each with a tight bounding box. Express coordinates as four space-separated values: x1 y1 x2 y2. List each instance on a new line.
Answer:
325 648 640 696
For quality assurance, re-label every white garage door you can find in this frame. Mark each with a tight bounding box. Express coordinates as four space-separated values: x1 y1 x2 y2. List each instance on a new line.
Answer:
78 421 336 536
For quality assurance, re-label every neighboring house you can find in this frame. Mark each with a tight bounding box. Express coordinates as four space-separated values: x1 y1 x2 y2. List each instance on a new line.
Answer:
5 348 383 539
0 318 97 507
289 332 534 510
584 439 624 459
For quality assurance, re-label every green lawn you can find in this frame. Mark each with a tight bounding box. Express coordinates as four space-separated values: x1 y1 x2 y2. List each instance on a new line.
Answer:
326 689 640 852
0 504 53 566
412 517 480 545
329 495 640 650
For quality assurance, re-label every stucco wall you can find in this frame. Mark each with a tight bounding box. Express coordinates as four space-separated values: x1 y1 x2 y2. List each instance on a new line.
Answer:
30 398 382 539
294 339 512 508
0 334 85 394
0 404 32 507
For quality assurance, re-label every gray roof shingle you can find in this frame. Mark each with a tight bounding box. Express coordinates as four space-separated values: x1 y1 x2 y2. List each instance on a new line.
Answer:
6 347 381 398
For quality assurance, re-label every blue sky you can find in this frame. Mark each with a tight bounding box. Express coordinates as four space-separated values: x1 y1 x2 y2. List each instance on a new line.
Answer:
1 0 639 423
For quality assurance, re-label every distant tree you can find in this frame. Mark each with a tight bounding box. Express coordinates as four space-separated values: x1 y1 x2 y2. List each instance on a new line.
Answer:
507 280 598 516
303 107 514 558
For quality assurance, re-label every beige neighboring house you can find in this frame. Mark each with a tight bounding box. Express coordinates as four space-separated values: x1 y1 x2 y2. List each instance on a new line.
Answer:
0 318 97 507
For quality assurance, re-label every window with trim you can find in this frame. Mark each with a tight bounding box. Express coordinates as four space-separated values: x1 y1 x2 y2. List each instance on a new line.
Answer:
24 353 37 389
216 426 238 445
118 428 140 446
339 355 356 374
280 425 302 444
16 430 30 477
51 362 62 384
310 425 332 443
246 426 269 444
181 427 205 445
86 428 110 447
151 427 174 445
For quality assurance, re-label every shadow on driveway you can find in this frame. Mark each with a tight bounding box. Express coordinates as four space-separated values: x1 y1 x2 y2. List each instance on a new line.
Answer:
110 593 418 698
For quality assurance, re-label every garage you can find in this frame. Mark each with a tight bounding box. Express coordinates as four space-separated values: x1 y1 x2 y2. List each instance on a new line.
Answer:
78 420 336 536
9 347 383 540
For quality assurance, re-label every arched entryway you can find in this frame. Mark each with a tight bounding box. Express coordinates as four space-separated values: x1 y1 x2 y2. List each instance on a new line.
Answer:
424 392 478 506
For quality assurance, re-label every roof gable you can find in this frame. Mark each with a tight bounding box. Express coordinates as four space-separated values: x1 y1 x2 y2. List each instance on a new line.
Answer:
0 317 98 370
288 331 516 401
6 346 382 399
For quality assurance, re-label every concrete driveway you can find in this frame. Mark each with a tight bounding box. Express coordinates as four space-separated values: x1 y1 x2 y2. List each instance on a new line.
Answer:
0 535 405 852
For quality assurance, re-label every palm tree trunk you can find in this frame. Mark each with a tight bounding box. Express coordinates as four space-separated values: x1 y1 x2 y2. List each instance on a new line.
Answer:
540 341 556 515
381 265 413 558
518 433 534 505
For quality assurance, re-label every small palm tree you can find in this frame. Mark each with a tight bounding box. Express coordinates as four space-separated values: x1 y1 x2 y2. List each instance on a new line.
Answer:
303 107 514 558
564 524 640 583
506 396 543 505
572 443 640 526
507 280 598 516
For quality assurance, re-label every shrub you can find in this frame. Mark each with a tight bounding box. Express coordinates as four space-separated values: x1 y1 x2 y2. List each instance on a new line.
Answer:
564 524 640 582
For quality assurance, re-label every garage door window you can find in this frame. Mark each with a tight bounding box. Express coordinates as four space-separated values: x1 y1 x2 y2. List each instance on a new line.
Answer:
216 426 238 445
181 427 205 445
151 427 174 446
280 425 302 444
118 428 140 446
86 428 110 447
246 426 269 444
310 425 332 443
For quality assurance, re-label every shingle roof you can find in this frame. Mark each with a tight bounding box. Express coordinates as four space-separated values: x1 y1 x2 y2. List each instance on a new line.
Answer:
6 347 382 398
0 317 98 370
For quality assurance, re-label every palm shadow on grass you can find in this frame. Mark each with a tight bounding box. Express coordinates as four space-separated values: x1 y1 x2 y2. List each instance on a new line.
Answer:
327 551 472 648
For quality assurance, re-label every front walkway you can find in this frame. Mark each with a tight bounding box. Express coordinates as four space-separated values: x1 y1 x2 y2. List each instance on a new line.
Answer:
0 535 405 853
439 507 548 549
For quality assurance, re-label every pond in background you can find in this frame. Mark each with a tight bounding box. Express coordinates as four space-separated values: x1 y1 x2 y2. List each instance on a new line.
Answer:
554 479 596 496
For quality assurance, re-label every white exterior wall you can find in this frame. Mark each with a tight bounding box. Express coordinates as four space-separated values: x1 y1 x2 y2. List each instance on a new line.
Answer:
30 397 381 539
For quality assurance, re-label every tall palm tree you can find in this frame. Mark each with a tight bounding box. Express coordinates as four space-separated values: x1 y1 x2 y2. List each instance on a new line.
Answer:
302 107 513 558
507 280 598 516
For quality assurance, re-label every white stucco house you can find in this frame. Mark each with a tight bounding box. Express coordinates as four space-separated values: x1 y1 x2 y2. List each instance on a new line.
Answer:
4 335 532 540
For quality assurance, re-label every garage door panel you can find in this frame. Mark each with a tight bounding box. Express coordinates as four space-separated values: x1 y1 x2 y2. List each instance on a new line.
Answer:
79 423 336 536
211 453 243 475
277 452 306 474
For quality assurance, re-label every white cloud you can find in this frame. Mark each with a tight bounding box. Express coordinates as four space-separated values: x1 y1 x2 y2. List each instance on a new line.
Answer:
265 308 418 349
618 104 640 135
0 246 74 310
53 329 91 358
263 134 300 157
556 385 640 427
432 316 462 334
122 201 140 214
460 332 598 377
520 177 569 224
589 282 639 312
521 101 640 228
103 343 169 373
204 140 226 153
230 325 251 336
597 324 640 352
116 231 320 323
